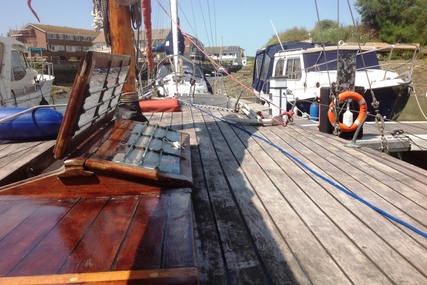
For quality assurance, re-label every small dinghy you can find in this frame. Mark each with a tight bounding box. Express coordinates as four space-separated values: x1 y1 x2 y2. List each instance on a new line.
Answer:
0 107 63 141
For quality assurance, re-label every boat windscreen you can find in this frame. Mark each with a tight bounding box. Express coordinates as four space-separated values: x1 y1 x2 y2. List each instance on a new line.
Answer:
304 49 381 72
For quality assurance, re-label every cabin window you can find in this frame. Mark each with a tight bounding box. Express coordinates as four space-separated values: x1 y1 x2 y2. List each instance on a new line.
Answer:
11 50 27 81
260 55 271 81
285 58 302 80
274 58 285 76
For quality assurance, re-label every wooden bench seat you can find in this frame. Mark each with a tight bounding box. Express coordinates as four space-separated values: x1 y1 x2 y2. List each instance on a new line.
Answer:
0 52 197 284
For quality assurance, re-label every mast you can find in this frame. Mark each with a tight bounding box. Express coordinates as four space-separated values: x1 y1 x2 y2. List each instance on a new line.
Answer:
108 0 147 122
142 0 153 74
109 0 136 93
170 0 180 75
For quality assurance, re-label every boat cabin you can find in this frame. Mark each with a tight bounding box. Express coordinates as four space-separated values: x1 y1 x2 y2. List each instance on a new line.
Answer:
252 41 412 120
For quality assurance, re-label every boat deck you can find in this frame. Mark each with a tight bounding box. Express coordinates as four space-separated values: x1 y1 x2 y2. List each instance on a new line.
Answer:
149 105 427 284
0 104 426 284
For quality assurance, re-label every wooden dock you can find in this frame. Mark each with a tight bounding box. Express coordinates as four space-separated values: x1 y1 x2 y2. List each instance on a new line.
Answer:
1 104 426 284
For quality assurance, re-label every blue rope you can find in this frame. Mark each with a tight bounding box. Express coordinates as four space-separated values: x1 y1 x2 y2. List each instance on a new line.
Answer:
190 103 427 239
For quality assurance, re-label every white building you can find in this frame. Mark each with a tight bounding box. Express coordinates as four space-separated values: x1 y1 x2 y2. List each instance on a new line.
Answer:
204 46 246 66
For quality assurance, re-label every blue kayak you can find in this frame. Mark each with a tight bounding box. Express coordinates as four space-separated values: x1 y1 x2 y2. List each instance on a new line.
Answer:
0 107 63 141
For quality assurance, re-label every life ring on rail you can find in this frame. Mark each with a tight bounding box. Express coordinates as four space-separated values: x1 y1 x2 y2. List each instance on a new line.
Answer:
327 91 368 132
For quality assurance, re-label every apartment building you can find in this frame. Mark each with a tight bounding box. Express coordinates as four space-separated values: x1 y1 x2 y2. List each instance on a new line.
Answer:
10 23 100 60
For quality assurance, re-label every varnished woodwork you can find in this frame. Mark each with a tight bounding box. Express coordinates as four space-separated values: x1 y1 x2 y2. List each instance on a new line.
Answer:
0 268 198 285
0 192 197 284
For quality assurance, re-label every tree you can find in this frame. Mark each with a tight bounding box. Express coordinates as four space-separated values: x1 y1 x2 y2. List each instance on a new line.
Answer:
355 0 427 44
265 27 309 46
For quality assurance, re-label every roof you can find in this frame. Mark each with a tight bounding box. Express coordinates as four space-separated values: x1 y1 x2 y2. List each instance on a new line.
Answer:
204 46 243 54
25 23 100 37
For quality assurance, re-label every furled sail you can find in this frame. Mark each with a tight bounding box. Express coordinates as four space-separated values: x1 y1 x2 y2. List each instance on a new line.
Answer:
142 0 153 73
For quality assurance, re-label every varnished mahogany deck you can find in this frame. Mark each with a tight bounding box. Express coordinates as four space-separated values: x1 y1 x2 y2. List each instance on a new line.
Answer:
0 191 197 284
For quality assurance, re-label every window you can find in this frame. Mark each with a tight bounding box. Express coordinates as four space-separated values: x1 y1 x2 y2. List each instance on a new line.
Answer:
11 50 27 81
82 46 90 51
66 46 77 52
47 33 56 39
75 35 80 41
57 34 64 40
57 45 65 51
82 36 89 42
274 58 285 76
65 35 74 41
285 58 302 80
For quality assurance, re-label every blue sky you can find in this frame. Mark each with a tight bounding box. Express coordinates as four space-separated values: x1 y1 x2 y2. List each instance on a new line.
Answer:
0 0 359 56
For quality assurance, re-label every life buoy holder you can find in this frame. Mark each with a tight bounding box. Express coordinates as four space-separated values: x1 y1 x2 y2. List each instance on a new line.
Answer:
328 91 368 132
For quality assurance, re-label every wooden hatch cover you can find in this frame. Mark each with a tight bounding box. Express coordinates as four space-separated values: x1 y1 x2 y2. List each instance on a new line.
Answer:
53 51 192 188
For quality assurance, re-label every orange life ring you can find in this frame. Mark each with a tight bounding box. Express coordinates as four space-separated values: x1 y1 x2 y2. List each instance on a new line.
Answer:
328 91 368 132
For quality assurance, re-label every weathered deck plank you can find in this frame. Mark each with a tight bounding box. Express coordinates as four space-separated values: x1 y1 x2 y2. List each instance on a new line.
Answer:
182 105 427 284
0 140 56 185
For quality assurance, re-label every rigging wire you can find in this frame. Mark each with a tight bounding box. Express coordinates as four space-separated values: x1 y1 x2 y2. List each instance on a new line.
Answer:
205 0 215 50
187 102 427 239
197 0 211 47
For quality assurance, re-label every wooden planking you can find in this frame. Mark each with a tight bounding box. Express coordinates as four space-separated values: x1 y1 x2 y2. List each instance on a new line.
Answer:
219 108 426 280
0 104 426 284
8 197 109 276
113 191 196 271
181 106 229 284
297 124 427 245
113 194 168 270
185 107 276 284
184 108 272 284
252 121 427 283
0 140 56 185
212 108 360 284
0 198 77 276
59 196 139 274
1 190 197 282
163 192 197 268
206 108 319 284
178 105 427 285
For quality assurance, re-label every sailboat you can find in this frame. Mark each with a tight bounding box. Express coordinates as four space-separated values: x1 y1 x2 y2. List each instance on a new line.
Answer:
139 0 236 110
